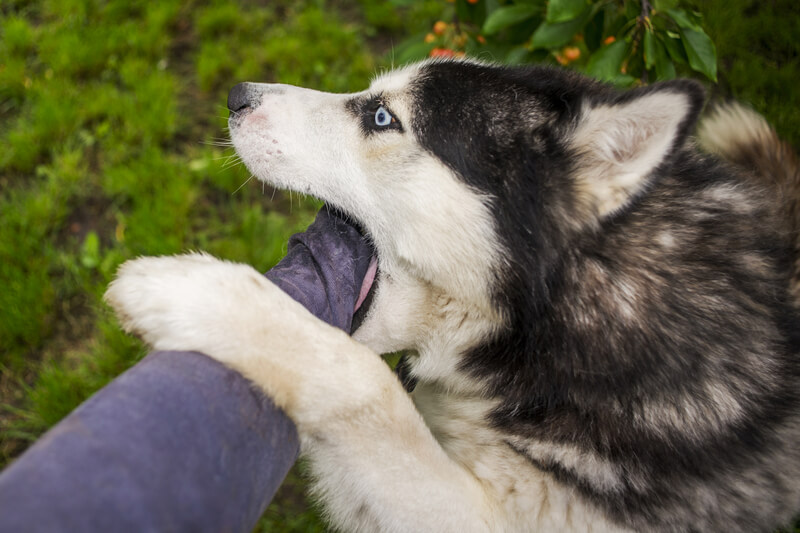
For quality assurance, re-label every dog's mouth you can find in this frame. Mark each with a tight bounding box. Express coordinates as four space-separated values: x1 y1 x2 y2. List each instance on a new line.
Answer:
349 212 379 332
355 254 378 312
351 253 378 331
323 204 379 332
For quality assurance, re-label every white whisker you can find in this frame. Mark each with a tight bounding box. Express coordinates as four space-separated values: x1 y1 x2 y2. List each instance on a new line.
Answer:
220 154 244 170
231 174 255 195
201 139 234 147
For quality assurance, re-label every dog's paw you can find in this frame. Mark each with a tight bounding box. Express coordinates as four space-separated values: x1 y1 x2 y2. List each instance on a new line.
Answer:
105 253 278 355
106 252 389 424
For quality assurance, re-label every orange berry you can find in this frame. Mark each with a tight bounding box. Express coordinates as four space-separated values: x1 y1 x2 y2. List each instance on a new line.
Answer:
433 21 448 35
425 33 436 43
563 46 580 62
430 47 456 58
467 0 479 4
476 34 486 44
555 53 568 65
603 35 616 45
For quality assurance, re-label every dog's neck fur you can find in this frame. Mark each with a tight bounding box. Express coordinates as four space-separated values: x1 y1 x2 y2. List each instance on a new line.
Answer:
353 264 503 394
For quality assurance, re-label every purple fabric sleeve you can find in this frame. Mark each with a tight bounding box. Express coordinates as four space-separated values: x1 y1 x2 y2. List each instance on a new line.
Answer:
0 207 370 532
0 351 298 533
266 206 373 333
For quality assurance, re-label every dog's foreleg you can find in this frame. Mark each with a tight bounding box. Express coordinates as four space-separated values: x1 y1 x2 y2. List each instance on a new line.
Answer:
105 254 495 533
295 355 496 533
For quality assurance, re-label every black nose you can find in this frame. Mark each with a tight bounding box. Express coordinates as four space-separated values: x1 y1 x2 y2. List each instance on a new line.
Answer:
227 83 253 113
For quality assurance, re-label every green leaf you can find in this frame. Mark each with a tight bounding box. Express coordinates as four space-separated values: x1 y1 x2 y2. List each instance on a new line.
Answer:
472 39 517 61
485 0 502 12
604 10 628 37
661 34 687 64
456 0 486 26
665 8 702 31
392 32 436 64
608 73 637 87
680 27 717 81
505 45 532 64
655 57 676 81
530 6 591 49
585 39 628 82
652 38 676 80
583 8 604 51
546 0 587 24
652 0 679 10
482 4 541 35
643 29 656 69
624 1 640 21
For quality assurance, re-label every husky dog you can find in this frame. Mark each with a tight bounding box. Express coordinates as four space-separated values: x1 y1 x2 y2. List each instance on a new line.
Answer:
106 59 800 532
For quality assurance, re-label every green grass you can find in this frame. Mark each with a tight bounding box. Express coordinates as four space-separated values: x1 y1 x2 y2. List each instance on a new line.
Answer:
0 0 797 531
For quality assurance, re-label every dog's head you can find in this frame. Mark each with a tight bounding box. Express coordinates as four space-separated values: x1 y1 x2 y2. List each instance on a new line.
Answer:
228 60 703 355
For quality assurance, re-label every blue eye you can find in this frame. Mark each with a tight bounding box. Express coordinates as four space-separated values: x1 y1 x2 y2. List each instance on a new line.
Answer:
374 106 393 127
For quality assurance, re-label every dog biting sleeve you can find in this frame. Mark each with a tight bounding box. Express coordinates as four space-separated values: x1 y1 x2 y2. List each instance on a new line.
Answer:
0 207 372 533
265 205 374 333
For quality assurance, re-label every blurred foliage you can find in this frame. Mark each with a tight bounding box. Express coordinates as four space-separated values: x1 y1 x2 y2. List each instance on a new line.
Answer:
394 0 717 86
394 0 799 149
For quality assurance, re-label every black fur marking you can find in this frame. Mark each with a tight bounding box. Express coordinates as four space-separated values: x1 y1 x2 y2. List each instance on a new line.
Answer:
409 61 800 530
394 354 418 393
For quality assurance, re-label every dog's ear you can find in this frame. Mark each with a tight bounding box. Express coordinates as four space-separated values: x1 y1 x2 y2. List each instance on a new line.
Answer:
571 80 704 219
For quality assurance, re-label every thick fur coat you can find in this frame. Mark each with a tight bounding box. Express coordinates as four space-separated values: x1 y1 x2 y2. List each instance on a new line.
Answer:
106 60 800 532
